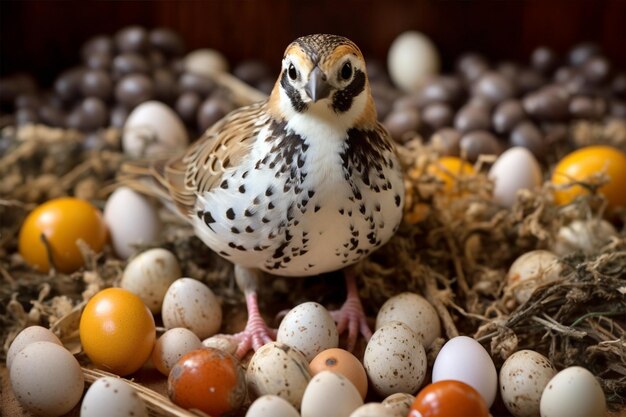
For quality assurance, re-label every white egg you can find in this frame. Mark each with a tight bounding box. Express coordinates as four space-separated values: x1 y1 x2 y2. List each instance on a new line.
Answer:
121 248 181 313
499 350 557 417
349 402 396 417
432 335 498 407
10 341 84 417
6 326 62 369
506 250 562 304
301 371 363 417
553 218 618 256
277 301 339 361
81 376 148 417
161 278 222 339
151 328 202 376
122 101 188 158
364 321 427 396
382 393 416 417
388 31 440 93
246 341 311 409
489 147 542 208
375 292 441 348
103 187 161 259
184 48 229 77
540 366 606 417
245 395 300 417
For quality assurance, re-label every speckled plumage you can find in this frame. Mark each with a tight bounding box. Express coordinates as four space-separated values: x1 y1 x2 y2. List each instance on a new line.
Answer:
124 34 404 356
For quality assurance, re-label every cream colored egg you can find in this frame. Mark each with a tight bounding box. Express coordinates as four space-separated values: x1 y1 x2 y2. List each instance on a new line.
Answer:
122 101 188 158
388 31 440 93
184 48 229 77
489 147 542 207
161 278 222 339
245 395 300 417
277 301 339 361
10 341 84 417
553 218 618 256
382 393 416 417
432 335 498 407
7 326 62 369
364 321 427 396
152 328 202 376
121 248 181 313
349 402 396 417
500 350 557 417
104 187 161 259
301 371 363 417
506 250 562 304
202 334 239 355
81 376 148 417
375 292 441 348
540 366 606 417
246 341 311 409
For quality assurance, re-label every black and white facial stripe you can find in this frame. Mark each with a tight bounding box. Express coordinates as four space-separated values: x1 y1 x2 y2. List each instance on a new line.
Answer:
332 69 365 113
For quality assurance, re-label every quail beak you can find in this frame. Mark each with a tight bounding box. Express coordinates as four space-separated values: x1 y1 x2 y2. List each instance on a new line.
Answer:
305 66 331 102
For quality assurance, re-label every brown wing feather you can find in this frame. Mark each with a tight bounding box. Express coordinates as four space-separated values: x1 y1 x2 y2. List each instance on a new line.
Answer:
121 100 270 219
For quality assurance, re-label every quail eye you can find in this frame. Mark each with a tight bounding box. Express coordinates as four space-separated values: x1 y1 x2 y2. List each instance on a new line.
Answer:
288 63 298 80
340 62 352 80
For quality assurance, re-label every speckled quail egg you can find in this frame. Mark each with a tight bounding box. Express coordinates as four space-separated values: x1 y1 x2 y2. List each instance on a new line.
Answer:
500 350 557 417
382 392 416 417
506 250 562 304
121 248 181 313
246 341 311 409
364 321 427 396
375 292 441 348
152 327 202 376
10 341 84 417
161 277 222 339
6 326 62 370
277 301 338 361
81 376 148 417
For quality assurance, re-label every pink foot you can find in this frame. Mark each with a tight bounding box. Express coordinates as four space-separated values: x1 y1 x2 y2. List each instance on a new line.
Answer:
330 271 373 352
230 292 277 358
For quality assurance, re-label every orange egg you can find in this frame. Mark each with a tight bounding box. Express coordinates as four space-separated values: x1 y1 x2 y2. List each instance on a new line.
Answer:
410 380 489 417
552 145 626 213
426 157 475 194
79 288 155 376
309 348 368 399
168 347 246 416
18 197 108 273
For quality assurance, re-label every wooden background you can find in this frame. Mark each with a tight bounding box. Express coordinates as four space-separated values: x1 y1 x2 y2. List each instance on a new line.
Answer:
1 0 626 86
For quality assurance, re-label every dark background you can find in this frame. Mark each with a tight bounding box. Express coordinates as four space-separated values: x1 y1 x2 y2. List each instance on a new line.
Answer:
1 0 625 86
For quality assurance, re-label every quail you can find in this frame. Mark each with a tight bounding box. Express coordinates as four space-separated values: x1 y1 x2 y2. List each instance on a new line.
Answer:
123 34 404 357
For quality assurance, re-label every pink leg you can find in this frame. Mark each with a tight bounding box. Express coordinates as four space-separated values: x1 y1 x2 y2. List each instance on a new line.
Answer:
230 291 277 358
331 268 372 352
227 265 277 358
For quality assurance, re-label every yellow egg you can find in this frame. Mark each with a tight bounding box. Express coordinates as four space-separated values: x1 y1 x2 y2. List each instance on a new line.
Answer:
552 145 626 212
18 197 108 273
80 288 156 376
427 156 475 194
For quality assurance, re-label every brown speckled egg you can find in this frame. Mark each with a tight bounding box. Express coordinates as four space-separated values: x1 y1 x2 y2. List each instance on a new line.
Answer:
499 350 557 417
363 321 426 396
246 341 312 409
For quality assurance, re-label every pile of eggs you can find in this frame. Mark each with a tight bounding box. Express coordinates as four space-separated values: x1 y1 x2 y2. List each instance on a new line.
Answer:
7 281 609 417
